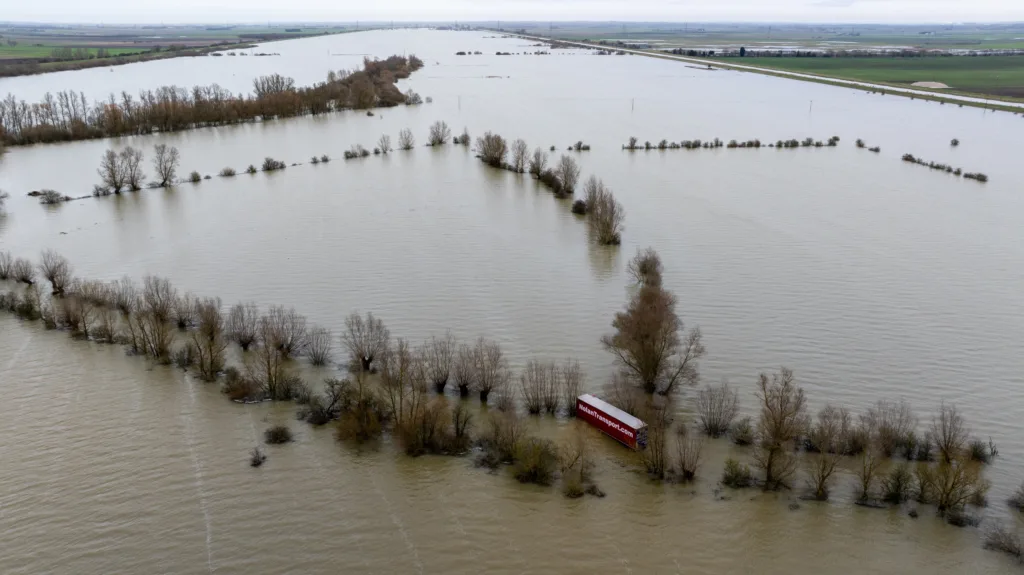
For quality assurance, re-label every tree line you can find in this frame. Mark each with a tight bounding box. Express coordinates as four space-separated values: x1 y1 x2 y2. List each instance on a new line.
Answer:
0 54 424 146
0 247 1019 547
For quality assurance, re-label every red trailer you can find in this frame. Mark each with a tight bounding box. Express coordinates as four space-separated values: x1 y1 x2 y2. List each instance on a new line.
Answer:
576 394 648 450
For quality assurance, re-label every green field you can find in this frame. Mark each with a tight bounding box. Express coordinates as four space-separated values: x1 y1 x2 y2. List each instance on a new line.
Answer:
737 56 1024 99
0 44 143 59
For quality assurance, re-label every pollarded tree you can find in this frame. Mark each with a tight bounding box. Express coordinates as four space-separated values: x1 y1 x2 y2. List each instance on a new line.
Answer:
474 132 508 167
424 331 456 393
98 149 126 193
342 311 390 372
153 144 180 187
38 249 73 296
753 368 807 490
226 301 260 351
555 155 581 194
472 336 511 404
428 121 452 146
190 297 227 382
511 139 529 173
120 146 145 191
601 270 705 395
398 129 416 150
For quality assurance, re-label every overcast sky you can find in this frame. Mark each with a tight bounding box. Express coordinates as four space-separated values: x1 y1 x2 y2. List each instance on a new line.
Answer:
5 0 1024 25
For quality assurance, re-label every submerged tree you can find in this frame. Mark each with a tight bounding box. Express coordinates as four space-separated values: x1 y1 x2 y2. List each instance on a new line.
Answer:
753 368 807 490
398 128 416 150
226 301 260 351
120 146 145 191
475 132 508 167
510 139 529 173
98 149 126 193
625 247 663 288
377 134 392 154
601 257 704 395
528 148 548 176
342 311 390 372
190 297 227 382
428 121 452 146
424 331 456 393
38 249 73 296
554 155 581 194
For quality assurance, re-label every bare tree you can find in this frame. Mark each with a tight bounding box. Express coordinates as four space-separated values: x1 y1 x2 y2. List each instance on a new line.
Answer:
172 292 197 329
453 343 475 397
474 132 508 167
227 301 259 351
377 134 392 154
142 275 176 323
119 146 145 191
587 179 625 245
267 305 308 359
398 128 415 150
306 326 333 366
554 155 581 193
931 402 969 464
380 338 427 426
190 297 227 381
561 359 583 416
38 249 73 296
626 247 663 288
0 251 13 280
934 455 989 515
862 399 917 457
696 381 739 437
12 257 35 284
807 405 842 500
342 311 390 372
511 139 529 173
98 149 126 193
528 148 548 177
110 276 138 315
424 331 456 393
0 190 9 213
457 127 470 145
246 317 293 400
520 359 549 414
753 368 807 490
153 144 180 187
642 403 670 479
675 429 705 482
473 337 511 403
857 449 885 502
601 277 705 395
428 121 452 146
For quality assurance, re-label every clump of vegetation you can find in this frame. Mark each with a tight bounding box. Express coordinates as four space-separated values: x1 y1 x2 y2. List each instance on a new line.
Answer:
427 121 452 146
1009 482 1024 511
731 417 754 445
984 523 1022 562
398 128 415 150
882 463 915 504
341 311 391 372
674 430 705 482
262 157 286 171
310 156 320 165
969 438 997 463
856 139 865 148
187 171 202 183
152 144 180 187
320 155 330 163
474 132 508 167
249 447 267 467
38 190 70 205
722 458 754 488
0 190 9 213
753 368 806 490
868 146 881 153
306 326 333 366
246 164 258 174
510 139 529 173
455 128 471 146
963 172 988 183
951 138 960 147
12 257 36 284
582 176 624 245
571 141 591 151
219 167 236 177
571 199 587 215
264 425 293 444
512 437 559 485
695 381 739 437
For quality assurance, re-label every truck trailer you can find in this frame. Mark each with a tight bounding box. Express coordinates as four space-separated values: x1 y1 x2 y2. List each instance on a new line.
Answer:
576 394 648 450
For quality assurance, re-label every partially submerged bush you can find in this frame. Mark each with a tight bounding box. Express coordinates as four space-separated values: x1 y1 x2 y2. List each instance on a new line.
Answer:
219 167 236 177
306 326 333 366
969 438 996 463
732 416 754 445
696 382 738 437
39 190 70 205
512 437 559 486
722 458 753 488
249 447 267 467
12 257 35 284
883 463 915 504
427 121 452 146
475 132 508 167
571 199 587 215
984 523 1022 561
674 431 704 482
1009 482 1024 511
264 425 293 444
262 157 286 171
246 164 258 174
188 171 202 183
398 128 415 150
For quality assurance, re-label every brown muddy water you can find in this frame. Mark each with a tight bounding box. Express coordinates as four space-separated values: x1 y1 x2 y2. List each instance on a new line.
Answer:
1 29 1024 574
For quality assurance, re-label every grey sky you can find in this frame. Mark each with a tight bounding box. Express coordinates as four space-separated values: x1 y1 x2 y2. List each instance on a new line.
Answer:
5 0 1024 24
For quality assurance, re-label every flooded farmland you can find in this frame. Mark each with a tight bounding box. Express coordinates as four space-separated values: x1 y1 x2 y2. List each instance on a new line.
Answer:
1 29 1023 574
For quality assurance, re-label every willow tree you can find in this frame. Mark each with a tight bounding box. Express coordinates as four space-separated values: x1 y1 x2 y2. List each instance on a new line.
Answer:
601 252 704 395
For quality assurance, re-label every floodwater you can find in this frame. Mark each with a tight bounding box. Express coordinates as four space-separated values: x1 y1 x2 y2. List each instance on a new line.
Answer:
2 29 1024 574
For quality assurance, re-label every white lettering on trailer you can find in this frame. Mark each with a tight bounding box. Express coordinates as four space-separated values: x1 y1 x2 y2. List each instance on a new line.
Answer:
578 404 634 439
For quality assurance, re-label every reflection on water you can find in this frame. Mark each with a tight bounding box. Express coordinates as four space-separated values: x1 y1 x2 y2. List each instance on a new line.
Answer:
1 29 1024 574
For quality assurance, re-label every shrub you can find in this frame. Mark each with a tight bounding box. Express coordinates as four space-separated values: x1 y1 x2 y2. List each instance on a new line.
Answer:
320 155 330 163
554 155 581 194
862 399 917 458
246 164 257 174
310 156 320 165
512 437 559 486
969 438 995 463
377 134 392 153
951 139 960 147
222 367 261 401
868 147 881 153
306 326 333 366
475 132 508 167
933 456 989 515
264 425 293 444
39 190 69 205
856 139 865 148
249 447 267 467
571 199 587 215
675 431 704 482
963 172 988 183
335 387 386 443
883 463 915 504
219 167 236 177
1009 482 1024 511
731 416 754 445
188 171 202 183
561 360 583 416
857 450 884 502
510 139 529 173
398 128 415 150
428 121 452 146
12 258 35 284
984 523 1022 561
696 382 738 437
722 458 753 488
455 128 470 145
262 157 285 171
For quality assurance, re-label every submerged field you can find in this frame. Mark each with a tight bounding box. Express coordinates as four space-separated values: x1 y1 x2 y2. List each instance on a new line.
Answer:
2 28 1024 575
738 56 1024 99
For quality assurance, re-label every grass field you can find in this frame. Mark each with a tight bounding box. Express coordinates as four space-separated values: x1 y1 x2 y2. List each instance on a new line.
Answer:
0 45 143 59
738 56 1024 99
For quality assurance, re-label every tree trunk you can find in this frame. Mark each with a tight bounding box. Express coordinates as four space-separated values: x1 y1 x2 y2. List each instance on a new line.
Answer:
434 381 447 394
479 389 490 403
458 384 470 398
